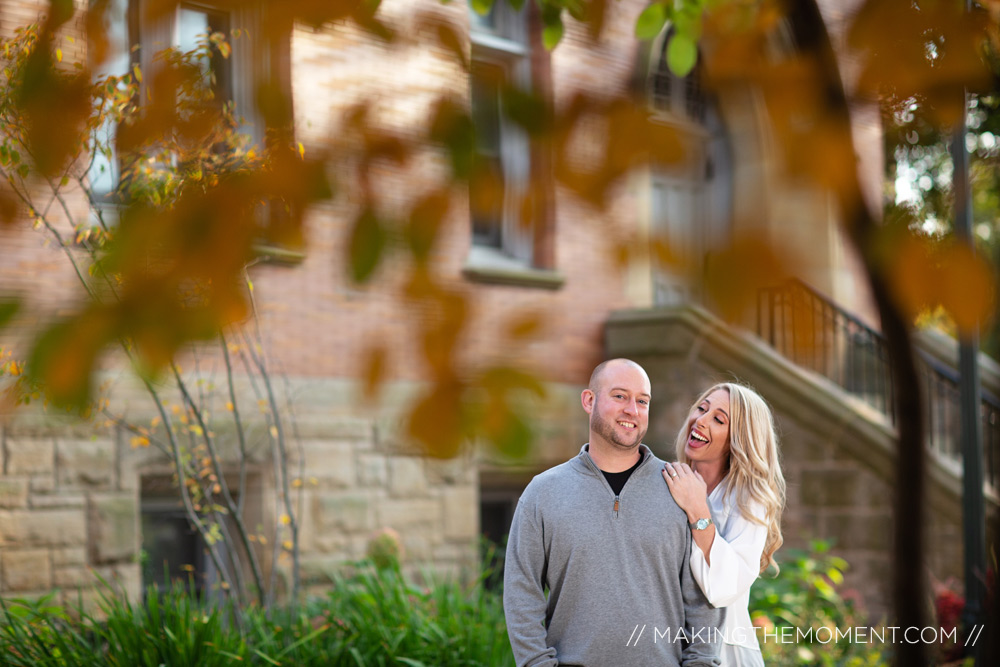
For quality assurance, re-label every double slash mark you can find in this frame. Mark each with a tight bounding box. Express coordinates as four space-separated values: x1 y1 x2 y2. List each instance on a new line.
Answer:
626 624 646 647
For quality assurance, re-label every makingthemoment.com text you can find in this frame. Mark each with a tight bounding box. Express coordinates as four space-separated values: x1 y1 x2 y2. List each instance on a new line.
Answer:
624 624 984 647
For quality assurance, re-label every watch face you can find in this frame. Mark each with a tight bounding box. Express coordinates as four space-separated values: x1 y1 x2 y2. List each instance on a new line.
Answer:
696 518 710 530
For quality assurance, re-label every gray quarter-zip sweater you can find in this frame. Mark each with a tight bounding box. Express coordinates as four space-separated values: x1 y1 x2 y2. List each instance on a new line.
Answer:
504 444 724 667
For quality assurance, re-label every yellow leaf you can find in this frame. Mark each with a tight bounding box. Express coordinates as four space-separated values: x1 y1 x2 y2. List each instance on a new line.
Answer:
292 478 303 488
297 142 305 159
130 435 150 448
283 540 293 551
279 514 291 525
937 243 996 335
269 425 278 438
55 48 62 62
225 401 234 412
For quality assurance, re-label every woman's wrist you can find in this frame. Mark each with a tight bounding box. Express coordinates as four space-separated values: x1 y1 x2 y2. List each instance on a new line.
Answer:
685 503 711 524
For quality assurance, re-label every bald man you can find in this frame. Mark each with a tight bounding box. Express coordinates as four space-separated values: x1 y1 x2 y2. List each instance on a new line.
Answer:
503 358 723 667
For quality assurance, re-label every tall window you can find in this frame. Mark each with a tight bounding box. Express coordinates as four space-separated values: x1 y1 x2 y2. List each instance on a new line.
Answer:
469 1 533 266
647 28 733 305
89 1 280 202
88 0 130 210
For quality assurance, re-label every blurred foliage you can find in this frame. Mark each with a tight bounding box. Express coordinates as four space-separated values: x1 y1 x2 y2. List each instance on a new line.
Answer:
878 1 1000 360
1 0 996 458
750 540 887 667
0 558 512 667
1 21 305 609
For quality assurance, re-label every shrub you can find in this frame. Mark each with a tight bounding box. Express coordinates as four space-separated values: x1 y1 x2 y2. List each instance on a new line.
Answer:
1 560 513 667
749 540 887 666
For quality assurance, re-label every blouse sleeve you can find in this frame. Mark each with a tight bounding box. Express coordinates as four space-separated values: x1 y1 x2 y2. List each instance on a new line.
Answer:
689 499 768 609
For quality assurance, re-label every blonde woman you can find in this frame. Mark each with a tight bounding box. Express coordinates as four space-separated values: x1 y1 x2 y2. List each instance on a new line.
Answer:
662 383 786 667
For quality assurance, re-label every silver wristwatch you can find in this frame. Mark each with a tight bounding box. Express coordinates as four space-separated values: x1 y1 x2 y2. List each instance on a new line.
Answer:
689 517 713 531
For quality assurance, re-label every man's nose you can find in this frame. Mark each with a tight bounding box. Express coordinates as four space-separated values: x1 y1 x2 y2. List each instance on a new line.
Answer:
623 398 638 414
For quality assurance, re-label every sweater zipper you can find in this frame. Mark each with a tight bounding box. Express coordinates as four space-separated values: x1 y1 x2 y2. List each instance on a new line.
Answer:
613 495 620 518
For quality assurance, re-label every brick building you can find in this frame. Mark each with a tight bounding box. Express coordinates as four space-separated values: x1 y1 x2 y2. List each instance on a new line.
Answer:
0 0 996 620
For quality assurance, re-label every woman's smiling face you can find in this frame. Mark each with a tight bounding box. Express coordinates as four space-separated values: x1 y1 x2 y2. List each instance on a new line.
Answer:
683 388 731 467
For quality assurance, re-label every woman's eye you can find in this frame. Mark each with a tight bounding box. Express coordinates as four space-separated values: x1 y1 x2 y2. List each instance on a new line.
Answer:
715 417 725 425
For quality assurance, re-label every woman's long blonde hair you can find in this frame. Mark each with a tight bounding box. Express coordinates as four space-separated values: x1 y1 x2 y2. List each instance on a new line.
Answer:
674 382 786 574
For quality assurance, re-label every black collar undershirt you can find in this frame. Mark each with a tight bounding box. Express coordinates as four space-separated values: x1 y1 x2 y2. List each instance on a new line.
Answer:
600 451 645 496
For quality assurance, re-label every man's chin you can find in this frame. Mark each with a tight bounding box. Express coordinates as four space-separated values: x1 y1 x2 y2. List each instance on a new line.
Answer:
611 436 644 450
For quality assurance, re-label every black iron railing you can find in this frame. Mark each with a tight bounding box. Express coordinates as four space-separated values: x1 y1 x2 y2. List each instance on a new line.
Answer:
757 279 1000 488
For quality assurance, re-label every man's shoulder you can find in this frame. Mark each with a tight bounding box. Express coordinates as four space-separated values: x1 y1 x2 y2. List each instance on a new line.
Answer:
520 455 587 498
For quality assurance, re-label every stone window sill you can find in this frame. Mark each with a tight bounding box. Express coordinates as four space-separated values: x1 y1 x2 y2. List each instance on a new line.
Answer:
252 243 306 266
462 246 564 289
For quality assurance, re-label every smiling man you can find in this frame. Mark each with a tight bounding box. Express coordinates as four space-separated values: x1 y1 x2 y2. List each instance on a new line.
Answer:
503 359 724 667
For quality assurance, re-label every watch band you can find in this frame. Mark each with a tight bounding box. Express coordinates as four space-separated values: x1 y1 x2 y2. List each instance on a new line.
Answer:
689 517 713 530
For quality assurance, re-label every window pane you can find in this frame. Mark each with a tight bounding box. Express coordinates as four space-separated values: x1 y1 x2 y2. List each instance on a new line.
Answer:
177 5 232 103
177 7 212 54
469 3 498 33
471 62 506 247
141 510 202 595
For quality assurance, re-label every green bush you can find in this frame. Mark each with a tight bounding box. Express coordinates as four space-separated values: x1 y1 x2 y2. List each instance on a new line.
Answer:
749 540 887 666
0 561 512 667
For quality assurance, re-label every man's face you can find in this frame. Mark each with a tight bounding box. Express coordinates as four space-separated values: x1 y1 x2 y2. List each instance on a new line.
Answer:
585 362 651 451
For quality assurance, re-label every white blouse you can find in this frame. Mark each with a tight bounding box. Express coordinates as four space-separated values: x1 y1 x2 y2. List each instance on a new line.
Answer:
689 475 768 654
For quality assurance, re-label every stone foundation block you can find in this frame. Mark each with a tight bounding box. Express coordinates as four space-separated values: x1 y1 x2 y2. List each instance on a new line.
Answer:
441 486 478 540
300 441 356 488
88 495 138 564
0 479 28 509
0 509 87 547
6 439 54 475
52 547 88 567
378 499 440 531
357 453 387 487
387 457 427 497
312 494 372 534
1 549 52 592
57 439 115 489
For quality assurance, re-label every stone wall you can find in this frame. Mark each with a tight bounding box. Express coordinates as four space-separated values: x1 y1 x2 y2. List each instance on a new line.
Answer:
0 426 140 611
0 377 487 606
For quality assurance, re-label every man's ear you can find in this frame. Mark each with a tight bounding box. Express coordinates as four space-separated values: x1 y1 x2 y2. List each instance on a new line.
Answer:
581 388 595 414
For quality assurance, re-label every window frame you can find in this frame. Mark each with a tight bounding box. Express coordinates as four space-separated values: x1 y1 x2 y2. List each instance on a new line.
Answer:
464 1 563 288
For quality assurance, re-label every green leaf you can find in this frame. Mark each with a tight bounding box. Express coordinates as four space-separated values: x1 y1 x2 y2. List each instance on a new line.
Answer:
666 32 697 77
542 15 564 50
0 299 20 329
470 0 494 16
348 208 386 283
635 3 668 40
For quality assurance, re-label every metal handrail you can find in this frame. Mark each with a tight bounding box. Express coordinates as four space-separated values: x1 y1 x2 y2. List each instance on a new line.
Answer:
757 279 1000 488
